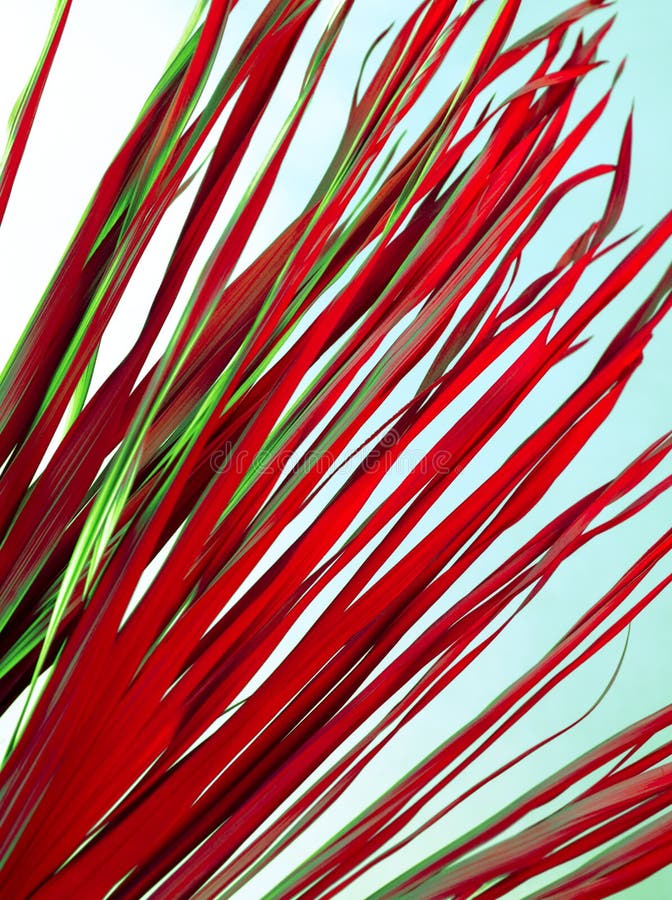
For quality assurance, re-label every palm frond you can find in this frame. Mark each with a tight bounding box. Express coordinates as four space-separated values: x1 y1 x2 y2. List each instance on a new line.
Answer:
0 1 670 897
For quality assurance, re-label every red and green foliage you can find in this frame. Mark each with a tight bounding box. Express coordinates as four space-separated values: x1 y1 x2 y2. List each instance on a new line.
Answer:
0 1 671 897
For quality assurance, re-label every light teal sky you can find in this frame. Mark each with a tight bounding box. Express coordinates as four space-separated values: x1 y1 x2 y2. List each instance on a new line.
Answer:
0 2 671 897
